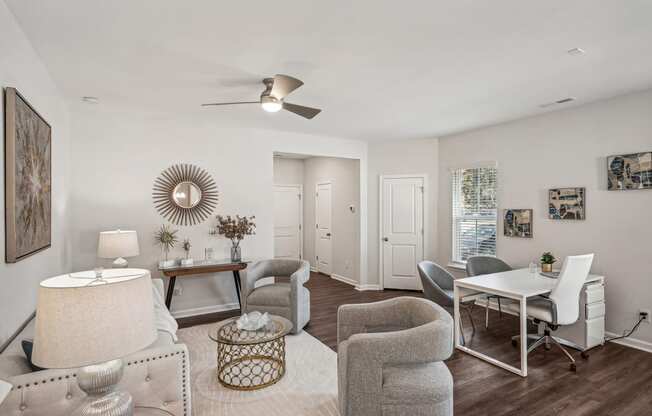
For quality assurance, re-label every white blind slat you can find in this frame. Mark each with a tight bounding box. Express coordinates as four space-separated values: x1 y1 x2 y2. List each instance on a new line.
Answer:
451 166 497 263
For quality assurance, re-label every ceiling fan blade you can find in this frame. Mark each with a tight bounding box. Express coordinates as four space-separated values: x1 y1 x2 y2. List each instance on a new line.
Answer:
283 102 322 119
270 75 304 99
201 101 259 107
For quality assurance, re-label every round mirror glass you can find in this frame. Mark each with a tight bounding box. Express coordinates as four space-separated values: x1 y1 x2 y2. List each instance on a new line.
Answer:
172 182 202 208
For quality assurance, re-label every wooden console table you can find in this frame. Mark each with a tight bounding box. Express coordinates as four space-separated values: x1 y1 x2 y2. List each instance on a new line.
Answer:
158 259 249 311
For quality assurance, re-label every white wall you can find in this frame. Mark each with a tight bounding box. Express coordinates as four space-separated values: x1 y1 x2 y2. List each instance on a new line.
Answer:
0 1 71 346
303 157 360 283
437 90 652 345
70 106 367 317
273 157 304 185
367 139 439 288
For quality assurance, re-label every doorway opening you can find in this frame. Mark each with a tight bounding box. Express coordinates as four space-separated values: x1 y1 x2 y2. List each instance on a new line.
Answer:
273 152 361 287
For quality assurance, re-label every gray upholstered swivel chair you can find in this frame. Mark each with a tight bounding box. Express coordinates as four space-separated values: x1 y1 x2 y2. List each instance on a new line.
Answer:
242 259 311 334
417 260 476 345
466 256 513 328
337 297 453 416
506 254 594 371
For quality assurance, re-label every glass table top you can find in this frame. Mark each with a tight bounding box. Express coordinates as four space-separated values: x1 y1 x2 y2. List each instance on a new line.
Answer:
209 315 292 345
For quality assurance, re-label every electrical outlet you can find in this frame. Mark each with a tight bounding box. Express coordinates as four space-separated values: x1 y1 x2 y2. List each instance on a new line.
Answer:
640 309 651 324
173 284 183 297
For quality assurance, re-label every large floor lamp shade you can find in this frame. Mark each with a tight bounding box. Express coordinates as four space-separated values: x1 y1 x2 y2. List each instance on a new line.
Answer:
33 269 156 416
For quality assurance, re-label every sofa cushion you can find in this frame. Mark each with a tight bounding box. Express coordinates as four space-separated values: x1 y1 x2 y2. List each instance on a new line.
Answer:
247 283 291 307
382 361 453 405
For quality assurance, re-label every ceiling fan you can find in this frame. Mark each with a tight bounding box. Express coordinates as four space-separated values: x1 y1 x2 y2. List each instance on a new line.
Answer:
202 74 322 119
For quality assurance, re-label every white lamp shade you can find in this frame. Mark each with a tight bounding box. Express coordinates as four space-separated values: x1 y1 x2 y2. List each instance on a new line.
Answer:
97 230 139 259
32 269 156 369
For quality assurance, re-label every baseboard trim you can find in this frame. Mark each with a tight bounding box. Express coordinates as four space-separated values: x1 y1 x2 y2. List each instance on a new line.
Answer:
310 266 317 273
605 332 652 354
331 273 357 287
356 284 381 291
0 311 35 354
171 302 239 319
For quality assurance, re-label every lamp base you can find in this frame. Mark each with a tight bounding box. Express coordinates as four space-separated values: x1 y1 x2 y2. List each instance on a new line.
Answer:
75 359 133 416
112 257 128 268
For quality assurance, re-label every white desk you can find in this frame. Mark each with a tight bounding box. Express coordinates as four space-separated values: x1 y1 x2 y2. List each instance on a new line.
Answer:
453 268 604 377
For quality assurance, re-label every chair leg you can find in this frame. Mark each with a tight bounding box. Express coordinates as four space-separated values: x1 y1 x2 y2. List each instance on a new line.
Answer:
485 301 490 329
464 305 476 337
549 335 577 371
460 319 466 346
497 297 503 318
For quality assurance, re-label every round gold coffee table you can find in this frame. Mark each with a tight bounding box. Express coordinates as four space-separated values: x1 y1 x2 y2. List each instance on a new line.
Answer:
209 315 292 391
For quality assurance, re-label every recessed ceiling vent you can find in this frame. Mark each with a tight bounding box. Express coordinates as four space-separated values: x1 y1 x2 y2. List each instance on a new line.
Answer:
539 97 576 108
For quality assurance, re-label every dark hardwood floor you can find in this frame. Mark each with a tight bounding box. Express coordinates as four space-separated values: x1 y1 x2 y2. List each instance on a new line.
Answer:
178 272 652 416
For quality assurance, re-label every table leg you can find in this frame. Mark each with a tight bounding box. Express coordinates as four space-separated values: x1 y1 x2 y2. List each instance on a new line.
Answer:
232 270 242 312
520 296 528 377
454 284 461 348
165 276 176 309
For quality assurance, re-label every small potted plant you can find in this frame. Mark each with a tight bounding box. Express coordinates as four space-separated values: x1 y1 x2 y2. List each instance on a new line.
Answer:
212 215 256 262
180 238 193 266
155 224 178 268
540 252 557 273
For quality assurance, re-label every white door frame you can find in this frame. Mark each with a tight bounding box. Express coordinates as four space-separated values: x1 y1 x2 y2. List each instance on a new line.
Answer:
315 180 332 274
378 174 429 290
273 183 303 260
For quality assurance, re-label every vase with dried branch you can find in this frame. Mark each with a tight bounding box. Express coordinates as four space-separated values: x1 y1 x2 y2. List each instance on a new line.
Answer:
155 224 178 267
212 215 256 262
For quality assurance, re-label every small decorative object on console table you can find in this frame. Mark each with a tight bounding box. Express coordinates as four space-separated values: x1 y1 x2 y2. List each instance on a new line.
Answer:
97 229 140 267
32 269 156 416
210 315 292 391
180 238 193 266
155 224 178 268
540 251 556 273
213 215 256 262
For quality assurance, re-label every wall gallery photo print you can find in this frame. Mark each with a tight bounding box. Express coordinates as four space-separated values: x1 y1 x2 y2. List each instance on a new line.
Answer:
607 151 652 191
549 187 585 220
504 209 533 238
4 87 52 263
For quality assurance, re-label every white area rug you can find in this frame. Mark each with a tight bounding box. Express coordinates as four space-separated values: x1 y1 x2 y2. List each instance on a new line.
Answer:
177 323 339 416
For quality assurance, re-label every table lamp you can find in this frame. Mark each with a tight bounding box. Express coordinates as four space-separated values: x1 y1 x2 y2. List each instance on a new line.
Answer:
32 269 156 416
97 230 139 267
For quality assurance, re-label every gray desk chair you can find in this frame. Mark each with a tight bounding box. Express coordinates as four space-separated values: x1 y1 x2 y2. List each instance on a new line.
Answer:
337 297 454 416
417 260 476 345
242 259 311 334
466 256 513 328
506 254 594 371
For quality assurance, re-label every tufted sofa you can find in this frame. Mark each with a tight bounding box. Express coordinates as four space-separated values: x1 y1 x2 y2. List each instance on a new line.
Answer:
0 279 191 416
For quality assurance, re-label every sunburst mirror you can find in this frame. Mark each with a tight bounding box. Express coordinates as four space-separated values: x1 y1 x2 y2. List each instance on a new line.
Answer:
152 164 219 226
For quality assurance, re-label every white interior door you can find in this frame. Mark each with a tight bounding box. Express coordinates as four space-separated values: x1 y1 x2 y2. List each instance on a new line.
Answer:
381 176 425 290
273 185 302 259
315 182 332 275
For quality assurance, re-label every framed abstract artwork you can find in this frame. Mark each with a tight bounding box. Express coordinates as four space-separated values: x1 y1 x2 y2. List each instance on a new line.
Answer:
4 87 52 263
607 152 652 190
504 209 533 238
549 187 585 220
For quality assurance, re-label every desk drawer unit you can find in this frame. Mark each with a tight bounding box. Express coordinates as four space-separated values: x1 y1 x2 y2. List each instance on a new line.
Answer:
551 282 605 350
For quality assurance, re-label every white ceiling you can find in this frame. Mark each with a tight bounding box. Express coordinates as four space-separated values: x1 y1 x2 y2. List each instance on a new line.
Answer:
6 0 652 141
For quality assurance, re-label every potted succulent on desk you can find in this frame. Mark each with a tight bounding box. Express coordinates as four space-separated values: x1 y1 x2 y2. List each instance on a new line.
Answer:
212 214 256 262
540 252 557 273
155 224 178 268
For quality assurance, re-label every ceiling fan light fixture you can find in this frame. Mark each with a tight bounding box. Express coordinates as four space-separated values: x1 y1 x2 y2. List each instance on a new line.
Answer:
261 96 282 112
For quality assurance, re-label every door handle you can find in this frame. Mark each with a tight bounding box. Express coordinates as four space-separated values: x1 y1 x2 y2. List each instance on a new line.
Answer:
326 233 331 237
382 237 389 242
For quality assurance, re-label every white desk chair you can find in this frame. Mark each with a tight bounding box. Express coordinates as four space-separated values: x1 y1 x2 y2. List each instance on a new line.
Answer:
507 254 594 371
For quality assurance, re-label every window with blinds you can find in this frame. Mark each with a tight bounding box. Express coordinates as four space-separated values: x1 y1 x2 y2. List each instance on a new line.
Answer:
451 166 497 264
